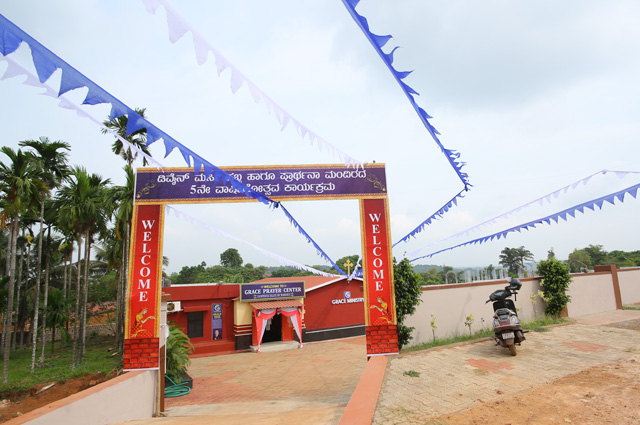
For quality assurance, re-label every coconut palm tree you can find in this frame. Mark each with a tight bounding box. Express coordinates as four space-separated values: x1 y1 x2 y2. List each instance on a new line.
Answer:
57 167 111 368
0 147 46 383
19 137 70 369
101 108 151 168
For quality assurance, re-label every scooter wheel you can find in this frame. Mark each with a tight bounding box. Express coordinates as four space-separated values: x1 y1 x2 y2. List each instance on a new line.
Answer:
508 344 517 356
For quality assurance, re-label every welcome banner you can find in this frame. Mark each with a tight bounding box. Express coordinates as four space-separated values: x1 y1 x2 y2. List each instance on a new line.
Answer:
124 205 164 371
360 198 398 356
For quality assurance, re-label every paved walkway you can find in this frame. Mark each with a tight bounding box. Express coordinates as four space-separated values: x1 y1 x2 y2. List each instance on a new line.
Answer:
372 311 640 424
123 336 368 425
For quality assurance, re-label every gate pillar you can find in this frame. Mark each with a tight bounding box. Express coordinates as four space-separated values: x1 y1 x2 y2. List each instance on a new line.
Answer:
123 204 165 371
360 198 399 356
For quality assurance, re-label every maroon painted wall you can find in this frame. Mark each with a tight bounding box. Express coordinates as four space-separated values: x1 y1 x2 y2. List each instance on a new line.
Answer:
305 279 365 330
164 284 238 345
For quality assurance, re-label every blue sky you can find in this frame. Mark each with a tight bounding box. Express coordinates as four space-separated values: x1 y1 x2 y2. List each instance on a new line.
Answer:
1 1 639 274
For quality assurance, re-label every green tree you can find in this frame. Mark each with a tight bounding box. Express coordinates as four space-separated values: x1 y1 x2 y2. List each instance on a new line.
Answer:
420 268 444 286
220 248 243 268
19 137 70 367
107 165 136 354
335 254 360 275
567 248 592 273
393 258 423 349
270 267 314 278
46 288 70 352
547 248 556 259
536 257 572 316
499 246 534 276
583 244 608 266
607 250 638 267
57 167 111 368
101 107 151 168
0 147 46 382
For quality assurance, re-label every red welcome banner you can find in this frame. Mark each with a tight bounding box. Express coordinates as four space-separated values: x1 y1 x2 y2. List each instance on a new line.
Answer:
360 198 396 327
125 204 164 340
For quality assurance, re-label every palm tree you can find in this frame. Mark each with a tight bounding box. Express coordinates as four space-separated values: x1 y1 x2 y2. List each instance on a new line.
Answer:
46 288 70 352
0 147 46 383
19 138 70 369
57 167 111 368
107 165 135 353
499 246 534 276
102 108 154 355
101 108 150 168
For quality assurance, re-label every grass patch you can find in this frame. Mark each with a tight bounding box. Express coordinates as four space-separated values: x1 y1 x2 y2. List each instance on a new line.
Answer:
402 328 494 353
0 335 120 395
622 304 640 310
403 370 420 378
402 315 566 353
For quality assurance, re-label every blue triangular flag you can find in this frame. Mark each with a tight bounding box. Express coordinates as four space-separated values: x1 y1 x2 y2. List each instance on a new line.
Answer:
30 47 58 83
370 33 392 49
0 26 23 55
58 67 86 96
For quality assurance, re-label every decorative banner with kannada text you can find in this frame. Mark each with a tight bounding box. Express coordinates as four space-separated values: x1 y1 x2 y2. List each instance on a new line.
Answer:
135 164 387 204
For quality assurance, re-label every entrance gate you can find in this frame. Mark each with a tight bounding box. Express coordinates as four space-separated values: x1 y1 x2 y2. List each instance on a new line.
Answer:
124 163 398 372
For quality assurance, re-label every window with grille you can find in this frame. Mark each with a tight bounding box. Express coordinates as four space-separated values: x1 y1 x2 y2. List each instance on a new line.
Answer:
187 311 204 338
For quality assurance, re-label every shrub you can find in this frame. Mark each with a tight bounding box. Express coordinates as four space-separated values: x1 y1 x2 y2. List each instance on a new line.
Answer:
536 258 571 316
166 325 194 383
393 258 423 349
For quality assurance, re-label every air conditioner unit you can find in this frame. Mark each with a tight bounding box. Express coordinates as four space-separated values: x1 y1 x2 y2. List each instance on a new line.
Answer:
167 301 182 312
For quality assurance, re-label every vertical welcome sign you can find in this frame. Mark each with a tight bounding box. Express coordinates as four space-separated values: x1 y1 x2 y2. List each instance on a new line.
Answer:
360 198 399 356
124 204 165 371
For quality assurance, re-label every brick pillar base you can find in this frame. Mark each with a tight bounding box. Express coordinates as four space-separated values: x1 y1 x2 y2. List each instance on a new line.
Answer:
365 325 399 356
124 338 160 370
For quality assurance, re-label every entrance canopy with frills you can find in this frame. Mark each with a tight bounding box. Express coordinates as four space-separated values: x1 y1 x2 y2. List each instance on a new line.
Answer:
251 300 303 353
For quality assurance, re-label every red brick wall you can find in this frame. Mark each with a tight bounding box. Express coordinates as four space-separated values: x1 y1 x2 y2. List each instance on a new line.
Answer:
123 338 159 369
366 325 398 356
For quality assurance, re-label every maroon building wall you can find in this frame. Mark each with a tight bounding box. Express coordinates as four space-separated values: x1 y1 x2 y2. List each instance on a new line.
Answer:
164 284 239 356
304 279 365 341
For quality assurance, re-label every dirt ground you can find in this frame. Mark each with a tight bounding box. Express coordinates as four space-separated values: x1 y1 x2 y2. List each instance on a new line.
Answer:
437 319 640 425
0 373 108 423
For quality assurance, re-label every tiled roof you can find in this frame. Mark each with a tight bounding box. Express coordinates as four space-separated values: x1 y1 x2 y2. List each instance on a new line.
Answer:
250 300 303 310
252 276 360 291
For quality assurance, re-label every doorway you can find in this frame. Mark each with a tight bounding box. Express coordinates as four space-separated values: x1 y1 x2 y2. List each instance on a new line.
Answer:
261 312 282 343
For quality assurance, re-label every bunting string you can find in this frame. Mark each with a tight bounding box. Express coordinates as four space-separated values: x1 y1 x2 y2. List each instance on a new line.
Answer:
410 180 640 262
348 255 362 281
0 54 164 170
0 13 272 205
277 204 347 276
139 0 363 169
0 13 344 271
165 205 340 277
407 169 640 258
393 188 466 247
340 0 470 190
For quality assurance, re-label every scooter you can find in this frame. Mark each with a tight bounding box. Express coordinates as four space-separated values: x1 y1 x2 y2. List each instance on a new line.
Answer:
486 277 526 356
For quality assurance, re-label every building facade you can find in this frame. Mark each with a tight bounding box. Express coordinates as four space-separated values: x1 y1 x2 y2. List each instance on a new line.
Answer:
163 276 365 356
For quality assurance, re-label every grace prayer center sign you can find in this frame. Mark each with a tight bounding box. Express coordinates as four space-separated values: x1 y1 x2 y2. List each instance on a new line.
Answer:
124 163 398 370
